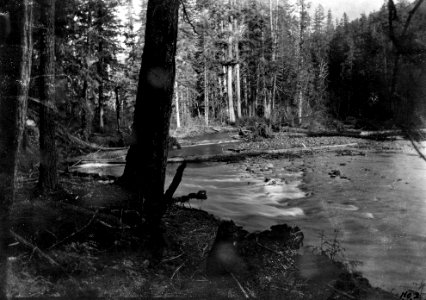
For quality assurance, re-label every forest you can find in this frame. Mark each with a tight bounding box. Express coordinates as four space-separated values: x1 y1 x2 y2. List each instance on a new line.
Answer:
0 0 425 298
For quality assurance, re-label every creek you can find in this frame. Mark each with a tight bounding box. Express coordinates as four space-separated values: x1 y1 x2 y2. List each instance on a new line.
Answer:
70 133 426 292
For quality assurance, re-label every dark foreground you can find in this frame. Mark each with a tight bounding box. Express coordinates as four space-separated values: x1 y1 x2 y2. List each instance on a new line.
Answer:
7 172 398 299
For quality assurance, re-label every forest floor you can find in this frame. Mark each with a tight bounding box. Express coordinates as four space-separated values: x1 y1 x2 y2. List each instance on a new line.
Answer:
7 127 419 299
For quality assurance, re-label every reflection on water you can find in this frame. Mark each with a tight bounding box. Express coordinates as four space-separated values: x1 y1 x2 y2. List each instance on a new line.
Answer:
70 146 426 292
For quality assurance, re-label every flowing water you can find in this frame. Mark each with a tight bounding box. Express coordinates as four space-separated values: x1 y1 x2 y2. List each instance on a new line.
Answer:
70 136 426 292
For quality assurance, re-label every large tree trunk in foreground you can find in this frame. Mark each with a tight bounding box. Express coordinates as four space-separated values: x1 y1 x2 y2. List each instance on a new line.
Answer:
0 1 33 297
119 0 180 252
38 0 59 193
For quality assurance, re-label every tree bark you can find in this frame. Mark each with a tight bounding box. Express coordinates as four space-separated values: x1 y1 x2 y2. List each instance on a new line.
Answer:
38 0 59 193
0 1 33 297
119 0 180 253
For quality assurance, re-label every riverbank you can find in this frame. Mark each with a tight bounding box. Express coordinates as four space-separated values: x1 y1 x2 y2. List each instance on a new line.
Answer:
9 173 398 299
9 131 419 298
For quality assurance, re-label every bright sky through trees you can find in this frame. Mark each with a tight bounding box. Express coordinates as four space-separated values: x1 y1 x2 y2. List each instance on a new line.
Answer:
125 0 386 21
309 0 385 20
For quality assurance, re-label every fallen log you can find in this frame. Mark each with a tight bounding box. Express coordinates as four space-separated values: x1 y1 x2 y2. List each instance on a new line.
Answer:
57 202 131 229
10 230 60 266
66 133 128 151
167 143 359 163
307 130 404 139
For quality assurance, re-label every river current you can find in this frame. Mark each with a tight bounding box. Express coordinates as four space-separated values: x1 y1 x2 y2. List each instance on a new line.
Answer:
71 137 426 292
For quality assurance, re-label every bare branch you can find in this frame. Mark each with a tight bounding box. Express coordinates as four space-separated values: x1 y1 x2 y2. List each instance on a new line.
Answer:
180 0 199 35
402 0 425 36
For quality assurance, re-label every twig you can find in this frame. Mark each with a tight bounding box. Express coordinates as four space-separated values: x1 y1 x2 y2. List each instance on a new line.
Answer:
161 252 184 263
96 219 130 229
230 272 250 299
10 230 59 266
256 242 281 256
171 262 185 280
48 210 99 250
326 283 356 300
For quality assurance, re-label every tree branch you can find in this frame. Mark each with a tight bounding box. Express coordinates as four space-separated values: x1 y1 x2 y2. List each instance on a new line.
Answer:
402 0 425 37
164 162 187 204
180 0 199 35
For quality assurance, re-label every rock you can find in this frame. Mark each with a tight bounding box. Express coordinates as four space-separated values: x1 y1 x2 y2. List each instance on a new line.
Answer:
265 163 274 169
329 169 341 177
265 179 277 185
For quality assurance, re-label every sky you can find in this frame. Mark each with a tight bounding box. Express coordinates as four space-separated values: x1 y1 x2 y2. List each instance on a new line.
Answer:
308 0 386 20
128 0 387 22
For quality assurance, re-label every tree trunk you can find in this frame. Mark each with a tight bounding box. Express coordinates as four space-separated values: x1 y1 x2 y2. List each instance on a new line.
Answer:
115 87 121 135
81 79 91 140
227 2 235 124
269 0 276 118
204 66 209 126
97 6 105 133
243 74 248 116
233 12 241 119
261 31 269 119
296 1 306 126
203 32 209 126
38 0 58 193
175 81 180 128
0 1 33 297
119 0 180 254
98 40 105 132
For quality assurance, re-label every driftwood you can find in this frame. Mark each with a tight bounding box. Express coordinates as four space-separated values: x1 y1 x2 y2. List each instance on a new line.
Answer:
167 143 359 163
281 127 426 139
307 129 404 139
174 190 207 203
